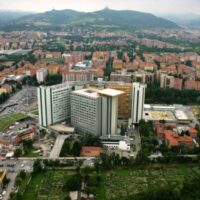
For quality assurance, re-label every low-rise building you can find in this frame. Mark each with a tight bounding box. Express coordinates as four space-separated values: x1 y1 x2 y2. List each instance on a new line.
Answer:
81 146 102 157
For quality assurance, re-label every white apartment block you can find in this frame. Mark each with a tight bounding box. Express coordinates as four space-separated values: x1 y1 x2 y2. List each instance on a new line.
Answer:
131 82 146 124
37 82 72 127
36 68 48 83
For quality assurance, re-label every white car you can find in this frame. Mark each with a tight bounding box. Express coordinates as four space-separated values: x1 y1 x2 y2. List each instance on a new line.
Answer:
20 164 24 168
2 191 6 196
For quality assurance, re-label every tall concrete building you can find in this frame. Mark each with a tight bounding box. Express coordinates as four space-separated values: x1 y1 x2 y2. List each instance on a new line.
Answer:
131 83 146 124
70 89 102 136
105 83 132 119
70 88 123 136
98 89 124 137
37 83 72 127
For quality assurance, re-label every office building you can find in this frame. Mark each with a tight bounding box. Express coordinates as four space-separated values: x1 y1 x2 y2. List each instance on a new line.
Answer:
131 83 146 124
37 82 72 127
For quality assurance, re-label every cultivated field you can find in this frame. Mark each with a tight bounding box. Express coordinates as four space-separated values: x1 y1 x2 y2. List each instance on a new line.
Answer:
12 165 200 200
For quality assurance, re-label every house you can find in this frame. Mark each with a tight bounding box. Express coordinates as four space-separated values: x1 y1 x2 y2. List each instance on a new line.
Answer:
188 128 198 138
0 85 12 95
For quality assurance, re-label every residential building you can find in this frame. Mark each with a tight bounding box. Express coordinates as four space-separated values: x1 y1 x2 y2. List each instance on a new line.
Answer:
36 68 48 83
164 130 194 149
160 73 183 90
0 84 12 94
131 83 146 124
0 128 37 146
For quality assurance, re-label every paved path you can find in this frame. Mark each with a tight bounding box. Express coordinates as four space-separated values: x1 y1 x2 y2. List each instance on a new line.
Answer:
4 173 17 200
49 135 69 159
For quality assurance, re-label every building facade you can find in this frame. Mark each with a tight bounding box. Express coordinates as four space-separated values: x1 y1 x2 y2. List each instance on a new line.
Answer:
37 83 72 127
36 68 48 83
131 83 146 124
70 88 123 136
70 89 102 136
105 83 132 119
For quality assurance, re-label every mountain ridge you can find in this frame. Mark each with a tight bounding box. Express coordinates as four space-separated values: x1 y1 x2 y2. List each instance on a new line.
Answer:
1 8 180 31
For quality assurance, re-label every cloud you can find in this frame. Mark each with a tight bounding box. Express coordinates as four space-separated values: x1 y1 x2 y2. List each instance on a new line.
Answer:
0 0 199 14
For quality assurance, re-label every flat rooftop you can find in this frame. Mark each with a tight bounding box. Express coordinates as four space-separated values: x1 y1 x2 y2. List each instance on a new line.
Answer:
174 110 188 120
72 88 99 98
50 124 75 133
98 88 124 97
144 110 176 121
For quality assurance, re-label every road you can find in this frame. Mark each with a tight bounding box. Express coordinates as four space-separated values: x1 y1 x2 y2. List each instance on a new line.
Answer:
4 173 17 200
0 159 34 200
49 135 69 159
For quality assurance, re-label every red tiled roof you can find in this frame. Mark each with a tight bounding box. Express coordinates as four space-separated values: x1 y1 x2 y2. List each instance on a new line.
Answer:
81 146 102 151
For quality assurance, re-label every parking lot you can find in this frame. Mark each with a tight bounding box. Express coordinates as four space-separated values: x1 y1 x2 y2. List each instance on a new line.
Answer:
0 87 37 117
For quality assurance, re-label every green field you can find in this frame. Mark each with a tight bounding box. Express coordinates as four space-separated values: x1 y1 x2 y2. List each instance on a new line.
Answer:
12 165 200 200
23 147 39 157
0 113 28 132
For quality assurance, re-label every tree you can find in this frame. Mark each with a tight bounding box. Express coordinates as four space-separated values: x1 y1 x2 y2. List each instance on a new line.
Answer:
19 170 26 179
16 82 22 90
135 149 150 164
45 74 62 86
63 175 81 191
80 134 102 147
181 173 200 200
72 141 82 156
63 195 71 200
33 160 43 174
14 148 22 158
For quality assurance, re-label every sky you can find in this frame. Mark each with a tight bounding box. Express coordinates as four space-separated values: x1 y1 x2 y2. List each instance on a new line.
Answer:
0 0 200 15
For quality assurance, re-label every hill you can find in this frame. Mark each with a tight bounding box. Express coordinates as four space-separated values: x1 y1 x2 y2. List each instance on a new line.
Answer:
0 10 33 24
162 14 200 28
1 8 179 31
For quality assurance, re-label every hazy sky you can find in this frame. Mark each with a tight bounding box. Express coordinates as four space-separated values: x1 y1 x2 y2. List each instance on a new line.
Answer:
0 0 200 14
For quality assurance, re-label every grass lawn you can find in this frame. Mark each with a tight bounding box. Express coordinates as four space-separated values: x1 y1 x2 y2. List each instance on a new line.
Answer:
23 147 39 157
31 110 38 115
0 112 28 132
11 165 200 200
27 106 38 116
